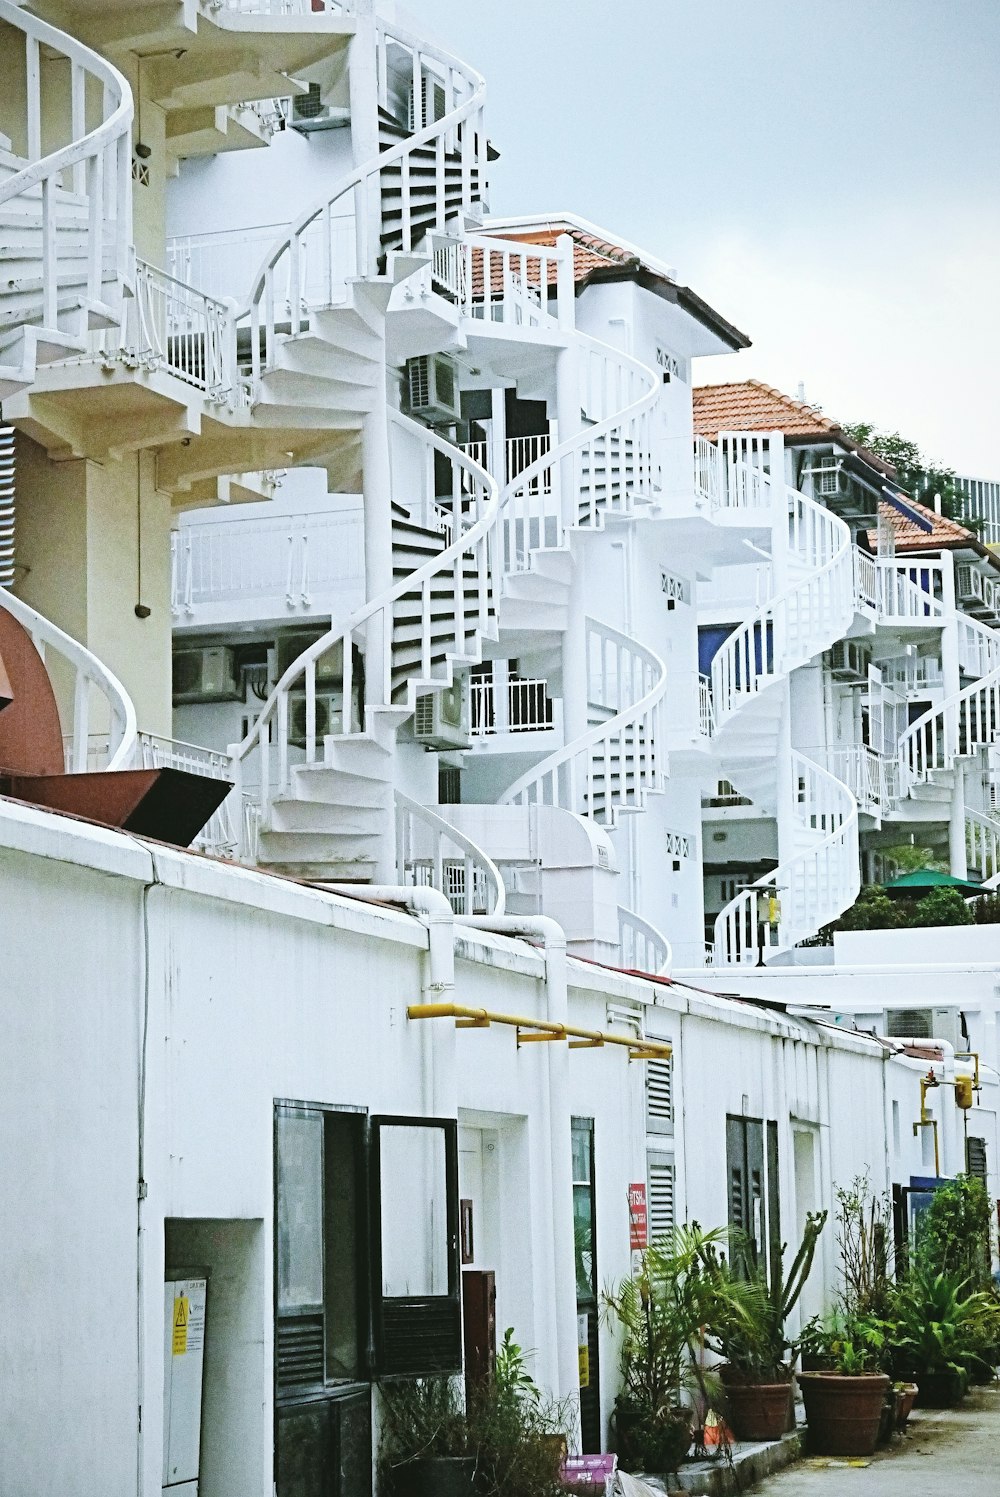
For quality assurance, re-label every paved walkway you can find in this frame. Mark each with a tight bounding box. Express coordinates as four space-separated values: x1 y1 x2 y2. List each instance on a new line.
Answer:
754 1385 1000 1494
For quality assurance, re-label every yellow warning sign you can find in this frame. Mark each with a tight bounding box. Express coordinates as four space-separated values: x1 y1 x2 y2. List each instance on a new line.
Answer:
172 1294 189 1356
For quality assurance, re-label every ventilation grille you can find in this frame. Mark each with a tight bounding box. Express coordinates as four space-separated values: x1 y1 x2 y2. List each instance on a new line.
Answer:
413 693 434 737
379 1298 462 1377
648 1158 675 1241
295 82 325 119
966 1135 988 1184
407 356 430 411
276 1314 325 1393
645 1057 672 1129
885 1008 934 1040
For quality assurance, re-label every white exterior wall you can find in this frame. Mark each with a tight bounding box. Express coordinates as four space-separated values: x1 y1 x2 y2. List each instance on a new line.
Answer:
4 803 995 1494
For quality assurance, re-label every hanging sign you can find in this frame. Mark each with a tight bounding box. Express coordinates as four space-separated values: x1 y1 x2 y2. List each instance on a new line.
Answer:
628 1182 648 1250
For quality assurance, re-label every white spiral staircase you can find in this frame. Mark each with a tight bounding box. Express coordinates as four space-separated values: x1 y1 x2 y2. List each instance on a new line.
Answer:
0 0 133 400
711 463 860 964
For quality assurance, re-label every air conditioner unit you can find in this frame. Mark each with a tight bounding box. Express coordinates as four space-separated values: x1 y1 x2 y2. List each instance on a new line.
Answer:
172 645 239 704
414 679 470 750
885 1007 963 1050
828 639 872 684
956 562 986 607
288 690 356 749
816 464 846 499
289 83 351 134
276 633 346 689
403 354 461 426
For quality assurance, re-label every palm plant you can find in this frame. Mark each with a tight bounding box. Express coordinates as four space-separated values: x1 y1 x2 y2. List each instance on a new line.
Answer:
892 1270 1000 1378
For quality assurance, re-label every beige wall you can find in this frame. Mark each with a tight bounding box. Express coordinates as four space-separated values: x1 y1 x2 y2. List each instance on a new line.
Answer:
14 437 173 736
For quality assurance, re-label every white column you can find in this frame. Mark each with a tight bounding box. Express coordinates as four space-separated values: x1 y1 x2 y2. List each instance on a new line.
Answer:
940 555 967 876
348 0 382 276
362 366 393 711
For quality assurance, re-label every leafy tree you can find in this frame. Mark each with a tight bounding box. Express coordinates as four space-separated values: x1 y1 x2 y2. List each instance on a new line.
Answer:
835 885 908 932
916 1176 993 1292
842 422 977 532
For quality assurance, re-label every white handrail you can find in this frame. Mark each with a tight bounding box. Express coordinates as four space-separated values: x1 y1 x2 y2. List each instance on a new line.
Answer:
501 620 666 826
958 615 1000 679
966 806 1000 886
0 586 137 773
713 753 859 965
237 14 487 390
712 488 854 728
230 414 498 840
618 905 672 976
0 0 133 330
898 665 1000 791
396 791 505 916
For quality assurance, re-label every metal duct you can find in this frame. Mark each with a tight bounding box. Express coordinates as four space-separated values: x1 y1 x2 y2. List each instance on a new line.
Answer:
0 426 14 588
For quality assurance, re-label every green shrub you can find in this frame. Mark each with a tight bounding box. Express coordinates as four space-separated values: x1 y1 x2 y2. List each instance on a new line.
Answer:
835 886 908 932
915 1175 993 1291
973 893 1000 924
909 886 974 927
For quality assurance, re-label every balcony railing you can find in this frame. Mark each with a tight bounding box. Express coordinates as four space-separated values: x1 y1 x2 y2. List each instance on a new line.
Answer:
698 674 715 737
105 259 235 399
854 551 946 622
470 674 555 736
826 745 897 815
171 510 364 616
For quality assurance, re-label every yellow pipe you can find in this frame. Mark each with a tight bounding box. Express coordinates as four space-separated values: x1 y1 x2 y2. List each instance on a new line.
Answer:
406 1002 672 1061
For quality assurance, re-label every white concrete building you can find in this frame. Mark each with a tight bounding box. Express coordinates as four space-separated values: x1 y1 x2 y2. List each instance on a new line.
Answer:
1 3 999 1494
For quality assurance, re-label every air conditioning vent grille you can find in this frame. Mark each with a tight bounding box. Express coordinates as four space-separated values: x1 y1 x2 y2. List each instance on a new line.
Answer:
648 1158 675 1241
885 1007 933 1039
295 82 325 120
276 1314 325 1393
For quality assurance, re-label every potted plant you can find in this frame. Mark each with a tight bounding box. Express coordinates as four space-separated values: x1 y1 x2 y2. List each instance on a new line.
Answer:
796 1315 892 1456
891 1270 999 1407
893 1380 919 1431
377 1330 568 1497
703 1211 827 1442
602 1225 736 1476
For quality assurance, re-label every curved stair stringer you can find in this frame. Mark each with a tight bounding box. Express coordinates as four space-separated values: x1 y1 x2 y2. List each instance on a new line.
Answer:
711 484 860 962
229 413 500 881
899 664 1000 805
0 0 133 399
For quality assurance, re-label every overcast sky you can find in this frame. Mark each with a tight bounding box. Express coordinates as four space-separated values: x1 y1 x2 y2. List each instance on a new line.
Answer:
415 0 1000 477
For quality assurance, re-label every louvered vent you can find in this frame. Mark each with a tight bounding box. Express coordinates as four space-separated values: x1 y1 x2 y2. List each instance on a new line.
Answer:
648 1158 675 1241
276 1314 324 1393
379 1298 462 1377
966 1135 988 1184
885 1008 934 1040
730 1167 745 1232
645 1057 672 1131
296 82 325 120
407 356 430 412
413 694 434 738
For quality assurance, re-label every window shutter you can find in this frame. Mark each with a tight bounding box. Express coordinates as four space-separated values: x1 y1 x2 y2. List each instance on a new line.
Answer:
645 1057 673 1135
647 1154 675 1240
967 1135 988 1184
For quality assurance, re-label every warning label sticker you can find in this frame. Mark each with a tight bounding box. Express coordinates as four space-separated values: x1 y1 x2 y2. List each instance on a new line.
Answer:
172 1294 189 1356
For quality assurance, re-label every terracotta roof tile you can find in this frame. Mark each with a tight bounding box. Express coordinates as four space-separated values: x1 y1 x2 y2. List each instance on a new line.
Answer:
866 496 979 554
692 379 842 441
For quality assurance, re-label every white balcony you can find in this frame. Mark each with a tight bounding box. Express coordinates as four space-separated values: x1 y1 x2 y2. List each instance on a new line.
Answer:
172 509 365 630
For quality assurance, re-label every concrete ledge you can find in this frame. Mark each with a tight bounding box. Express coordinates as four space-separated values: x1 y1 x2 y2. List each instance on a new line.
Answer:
634 1430 805 1495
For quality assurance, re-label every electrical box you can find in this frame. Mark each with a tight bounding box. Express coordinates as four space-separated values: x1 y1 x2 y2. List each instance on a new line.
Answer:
163 1273 208 1496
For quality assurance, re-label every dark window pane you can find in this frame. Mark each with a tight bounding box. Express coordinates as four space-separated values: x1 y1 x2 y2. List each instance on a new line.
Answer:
324 1112 364 1382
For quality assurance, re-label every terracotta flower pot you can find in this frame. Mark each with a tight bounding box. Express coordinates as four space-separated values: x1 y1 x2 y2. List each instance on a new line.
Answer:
894 1383 918 1431
718 1367 793 1442
797 1372 890 1457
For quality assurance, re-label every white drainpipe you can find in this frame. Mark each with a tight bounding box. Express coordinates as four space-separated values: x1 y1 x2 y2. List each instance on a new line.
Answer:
457 915 580 1426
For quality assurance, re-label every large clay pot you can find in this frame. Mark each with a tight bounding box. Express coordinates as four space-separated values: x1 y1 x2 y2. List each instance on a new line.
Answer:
389 1456 477 1497
718 1367 793 1442
797 1372 890 1457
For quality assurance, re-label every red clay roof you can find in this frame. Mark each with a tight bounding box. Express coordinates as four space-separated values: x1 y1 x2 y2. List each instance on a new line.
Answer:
693 379 844 441
866 496 981 554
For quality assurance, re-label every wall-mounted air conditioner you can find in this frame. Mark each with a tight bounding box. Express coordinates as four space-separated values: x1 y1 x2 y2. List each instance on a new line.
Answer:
414 678 470 750
828 639 872 685
956 563 985 607
885 1007 963 1051
403 354 461 426
276 633 347 689
172 645 240 704
290 83 351 134
816 464 846 499
288 690 358 748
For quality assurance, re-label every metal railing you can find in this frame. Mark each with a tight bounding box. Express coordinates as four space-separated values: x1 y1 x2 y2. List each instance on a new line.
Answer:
827 745 897 815
436 232 565 328
133 733 240 855
618 905 672 975
0 586 137 774
0 0 133 372
698 675 715 737
396 792 505 916
854 551 946 621
470 673 554 736
966 807 1000 886
171 510 364 614
117 259 234 398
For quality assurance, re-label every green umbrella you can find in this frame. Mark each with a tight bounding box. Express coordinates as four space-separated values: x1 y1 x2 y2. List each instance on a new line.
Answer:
882 868 983 897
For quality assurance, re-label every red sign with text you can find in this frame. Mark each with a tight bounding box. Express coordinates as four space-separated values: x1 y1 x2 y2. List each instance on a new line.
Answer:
628 1182 648 1250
